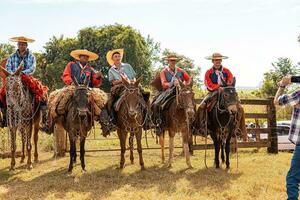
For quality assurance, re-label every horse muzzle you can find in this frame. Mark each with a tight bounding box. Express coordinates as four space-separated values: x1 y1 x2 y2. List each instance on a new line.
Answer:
78 108 89 117
228 105 238 115
128 110 137 117
186 108 195 119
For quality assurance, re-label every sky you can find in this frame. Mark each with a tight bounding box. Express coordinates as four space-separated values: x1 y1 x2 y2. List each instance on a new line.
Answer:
1 0 300 88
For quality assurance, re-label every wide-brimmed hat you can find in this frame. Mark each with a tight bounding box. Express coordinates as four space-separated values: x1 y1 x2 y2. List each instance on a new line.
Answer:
70 49 99 61
205 53 228 60
106 49 124 66
9 36 35 43
163 54 181 61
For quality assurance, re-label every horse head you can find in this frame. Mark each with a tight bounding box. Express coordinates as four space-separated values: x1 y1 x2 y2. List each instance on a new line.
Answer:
177 78 195 119
72 76 90 118
219 77 238 115
121 75 143 118
0 64 24 104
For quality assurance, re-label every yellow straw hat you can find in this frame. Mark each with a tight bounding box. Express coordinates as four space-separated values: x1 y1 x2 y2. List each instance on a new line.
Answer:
9 36 35 43
106 49 124 66
163 54 181 61
70 49 99 61
205 53 228 60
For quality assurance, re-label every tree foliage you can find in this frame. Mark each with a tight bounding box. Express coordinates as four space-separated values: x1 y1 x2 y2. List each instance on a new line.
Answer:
260 57 300 97
36 24 157 91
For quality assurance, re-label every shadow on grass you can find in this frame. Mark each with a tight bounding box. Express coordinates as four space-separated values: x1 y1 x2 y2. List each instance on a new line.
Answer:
0 160 242 199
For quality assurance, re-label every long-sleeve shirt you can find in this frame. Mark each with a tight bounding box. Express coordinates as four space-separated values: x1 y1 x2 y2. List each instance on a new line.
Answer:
108 63 136 82
278 90 300 145
204 66 233 91
160 67 190 90
62 61 102 88
6 49 36 75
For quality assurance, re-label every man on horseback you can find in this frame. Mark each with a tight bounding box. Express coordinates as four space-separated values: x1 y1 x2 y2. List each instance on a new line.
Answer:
102 48 150 135
196 53 246 139
151 54 191 135
0 36 48 129
62 49 103 87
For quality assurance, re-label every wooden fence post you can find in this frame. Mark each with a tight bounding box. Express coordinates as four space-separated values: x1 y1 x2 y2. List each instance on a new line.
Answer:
267 97 278 154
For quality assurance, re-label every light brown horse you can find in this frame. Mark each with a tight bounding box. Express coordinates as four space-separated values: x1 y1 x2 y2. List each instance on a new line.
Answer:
0 63 41 170
115 76 146 170
158 81 195 168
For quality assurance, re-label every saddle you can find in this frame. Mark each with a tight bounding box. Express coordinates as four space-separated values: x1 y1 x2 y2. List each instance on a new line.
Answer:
206 96 218 112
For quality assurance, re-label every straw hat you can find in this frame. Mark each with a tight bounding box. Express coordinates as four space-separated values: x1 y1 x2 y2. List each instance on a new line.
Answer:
9 36 35 43
163 54 181 61
106 49 124 66
205 53 228 60
70 49 99 61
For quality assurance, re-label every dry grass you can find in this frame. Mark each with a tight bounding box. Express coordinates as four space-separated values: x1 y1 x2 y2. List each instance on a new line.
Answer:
0 146 291 200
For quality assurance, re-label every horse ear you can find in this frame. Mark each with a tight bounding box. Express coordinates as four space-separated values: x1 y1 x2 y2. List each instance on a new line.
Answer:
179 79 185 88
13 65 24 76
73 77 79 86
121 75 130 86
220 78 227 87
0 65 11 77
232 77 236 87
189 78 194 88
134 75 143 87
84 76 89 87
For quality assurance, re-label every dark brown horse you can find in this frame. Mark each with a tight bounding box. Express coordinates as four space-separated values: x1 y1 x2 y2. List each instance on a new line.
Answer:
61 78 93 172
159 81 195 168
204 79 239 169
115 76 146 170
0 63 41 170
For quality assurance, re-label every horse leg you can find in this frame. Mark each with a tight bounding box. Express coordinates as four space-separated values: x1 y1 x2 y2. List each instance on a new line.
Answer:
129 133 134 164
73 140 77 164
10 128 17 171
20 137 25 164
80 137 86 171
159 132 165 163
33 119 39 163
221 143 225 164
214 139 221 168
188 133 194 156
26 125 33 170
167 132 175 168
136 129 145 170
118 129 127 169
182 131 192 168
68 136 75 172
225 138 231 169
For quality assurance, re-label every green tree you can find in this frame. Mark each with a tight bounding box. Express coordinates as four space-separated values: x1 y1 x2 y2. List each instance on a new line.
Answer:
0 43 15 61
39 24 156 91
158 49 202 87
261 57 300 97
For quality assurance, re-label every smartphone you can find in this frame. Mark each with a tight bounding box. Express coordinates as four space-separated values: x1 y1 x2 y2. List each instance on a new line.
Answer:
291 76 300 83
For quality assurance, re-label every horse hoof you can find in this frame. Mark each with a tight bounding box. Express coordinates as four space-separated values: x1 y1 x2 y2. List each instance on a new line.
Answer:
166 163 172 168
34 159 39 163
131 161 134 165
141 166 146 171
187 165 193 169
9 167 15 171
68 168 73 173
27 164 33 170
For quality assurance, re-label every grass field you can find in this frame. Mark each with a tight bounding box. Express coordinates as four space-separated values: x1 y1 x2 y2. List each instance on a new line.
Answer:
0 145 291 200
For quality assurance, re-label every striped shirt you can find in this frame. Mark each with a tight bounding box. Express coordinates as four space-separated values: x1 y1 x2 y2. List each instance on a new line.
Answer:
6 49 36 75
278 90 300 145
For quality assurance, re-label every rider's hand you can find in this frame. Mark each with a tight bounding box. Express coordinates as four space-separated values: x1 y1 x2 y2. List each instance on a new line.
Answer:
96 71 104 79
281 76 291 86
